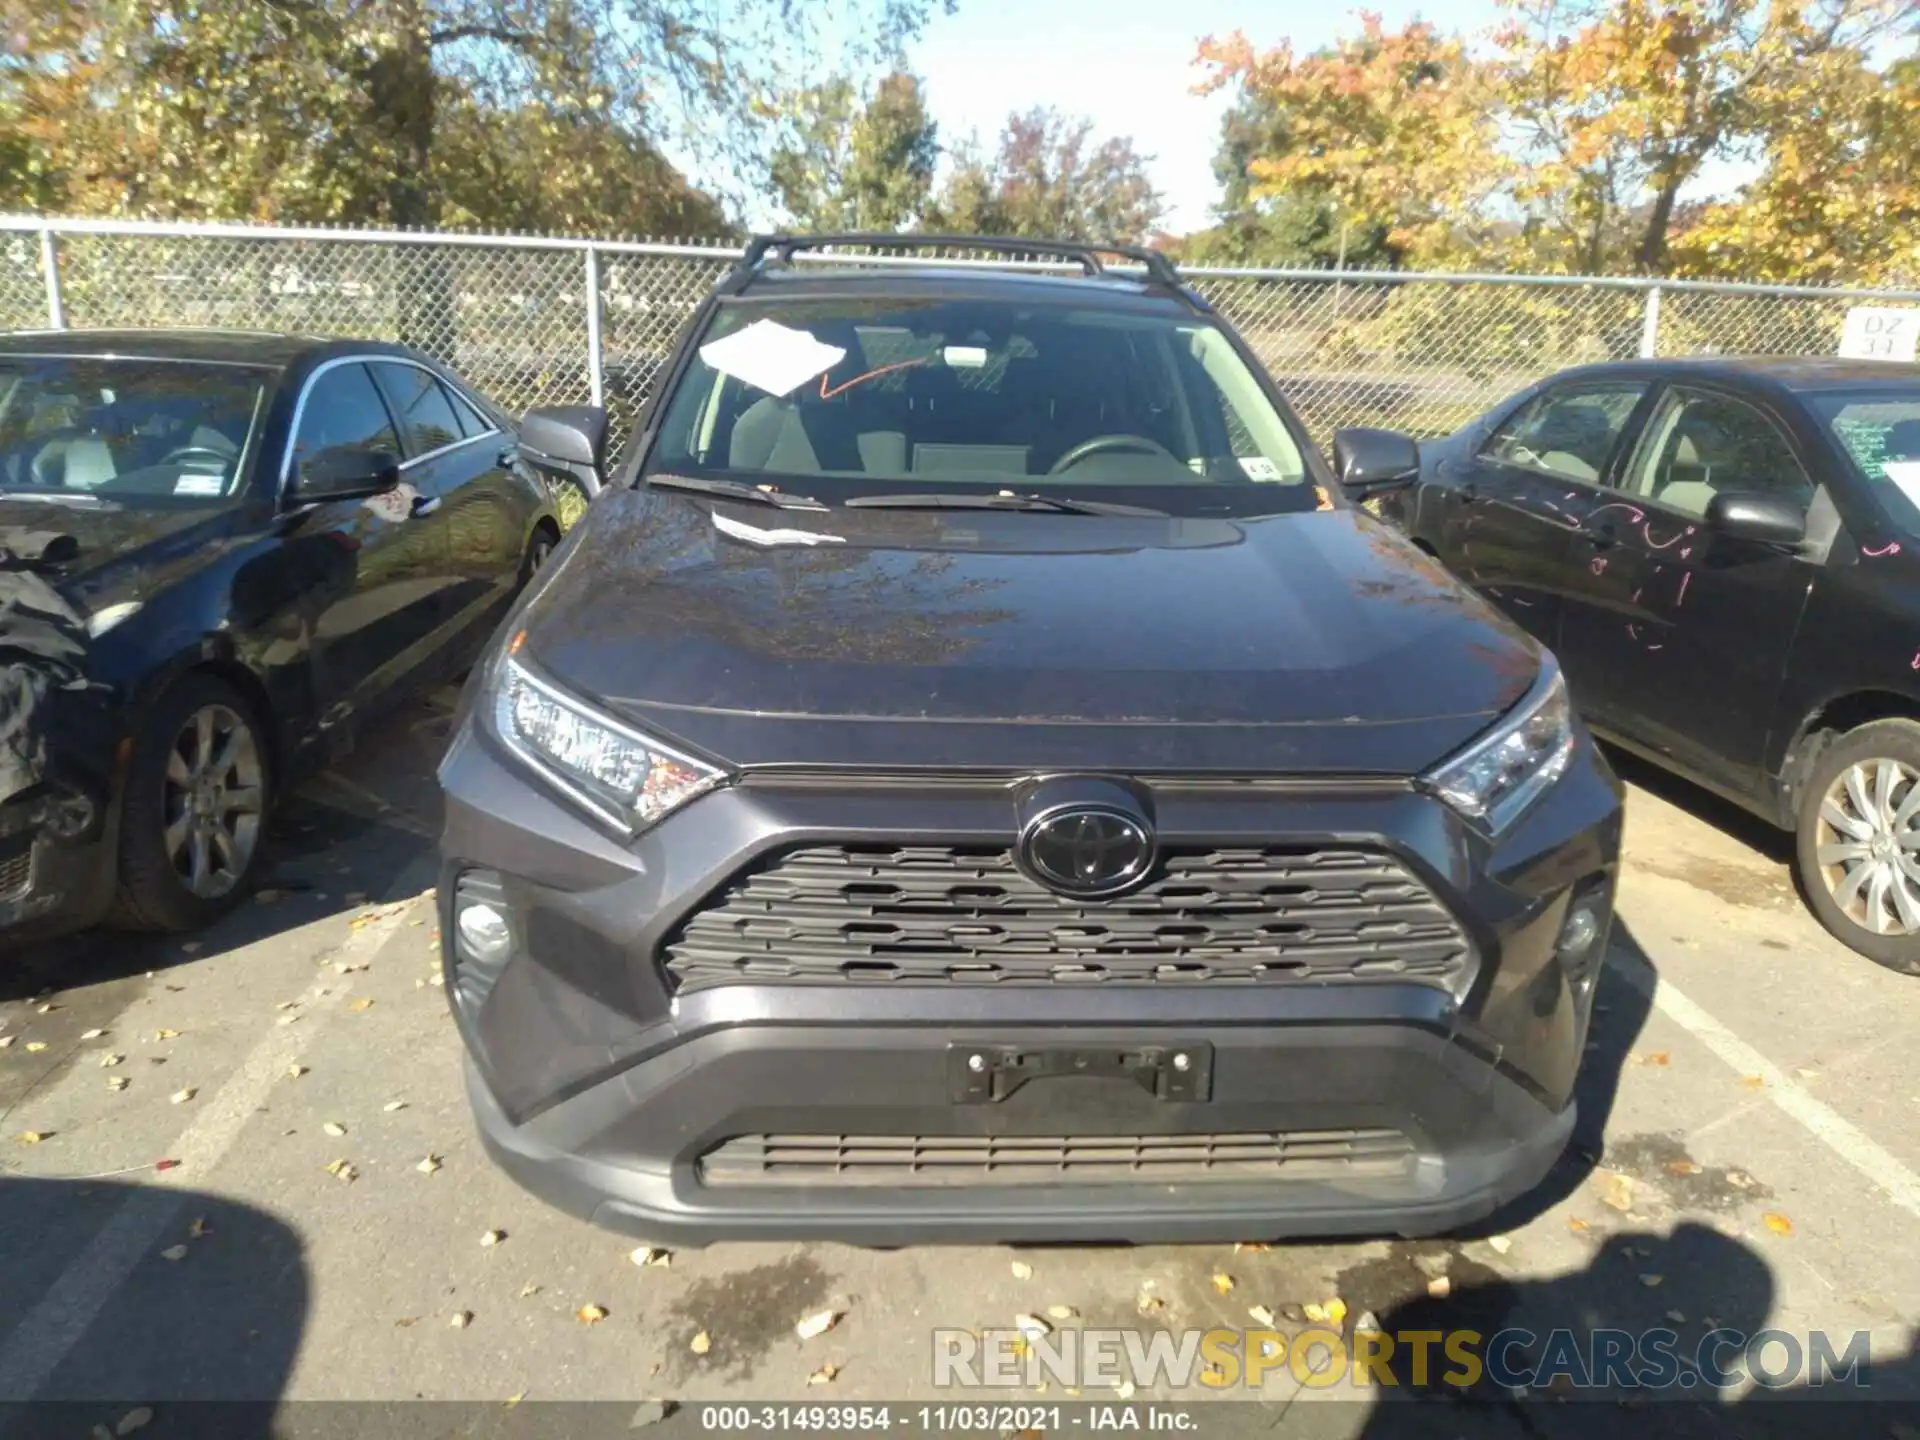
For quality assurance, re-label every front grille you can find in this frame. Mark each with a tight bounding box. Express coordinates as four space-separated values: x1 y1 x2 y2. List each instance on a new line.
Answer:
0 841 30 900
662 843 1469 991
700 1129 1418 1187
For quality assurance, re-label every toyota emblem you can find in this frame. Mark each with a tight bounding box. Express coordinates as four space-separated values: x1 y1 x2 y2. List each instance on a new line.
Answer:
1019 806 1154 897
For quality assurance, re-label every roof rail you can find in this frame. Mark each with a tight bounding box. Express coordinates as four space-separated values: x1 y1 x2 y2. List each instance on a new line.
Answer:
732 233 1184 290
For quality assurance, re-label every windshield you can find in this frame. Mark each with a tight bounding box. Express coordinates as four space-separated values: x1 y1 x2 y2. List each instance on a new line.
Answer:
0 357 268 505
1810 388 1920 532
645 295 1317 515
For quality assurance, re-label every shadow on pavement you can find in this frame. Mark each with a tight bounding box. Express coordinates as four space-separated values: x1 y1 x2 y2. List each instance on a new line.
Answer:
1354 1217 1920 1437
0 1173 306 1436
1600 742 1793 866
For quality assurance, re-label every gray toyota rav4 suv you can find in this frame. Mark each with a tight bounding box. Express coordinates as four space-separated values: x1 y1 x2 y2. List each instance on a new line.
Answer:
436 235 1624 1245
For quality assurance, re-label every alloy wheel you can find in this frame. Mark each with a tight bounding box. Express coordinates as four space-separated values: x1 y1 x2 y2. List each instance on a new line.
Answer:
1815 757 1920 935
162 702 264 899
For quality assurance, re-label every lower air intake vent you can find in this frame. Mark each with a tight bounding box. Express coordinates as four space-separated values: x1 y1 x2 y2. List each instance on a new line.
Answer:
700 1129 1418 1187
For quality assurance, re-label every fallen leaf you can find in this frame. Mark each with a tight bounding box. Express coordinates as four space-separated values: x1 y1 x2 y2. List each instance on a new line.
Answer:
450 1311 472 1329
690 1330 711 1355
1136 1294 1165 1315
630 1401 673 1427
286 1065 308 1079
24 1041 46 1053
382 1099 406 1112
1740 1074 1765 1091
160 1245 187 1261
80 1028 105 1040
0 1035 12 1048
795 1309 839 1341
1795 1066 1821 1079
154 1029 179 1041
1233 1241 1271 1254
520 1281 542 1298
100 1052 124 1068
256 888 283 904
189 1217 209 1238
1666 1311 1687 1324
1665 1159 1700 1177
481 1230 506 1248
14 1130 50 1144
416 1154 441 1174
1600 1172 1635 1212
1427 1276 1452 1299
1568 1217 1591 1235
35 1002 59 1014
1248 1304 1277 1327
322 1121 347 1137
1115 1381 1136 1399
1487 1236 1513 1255
107 1076 129 1092
324 1159 358 1183
1045 1305 1077 1321
1014 1314 1052 1339
1763 1211 1794 1236
1646 1051 1670 1066
577 1304 608 1325
1640 1274 1664 1288
274 1016 298 1028
1211 1272 1235 1294
115 1407 154 1436
504 1393 525 1407
1010 1260 1033 1280
169 1088 196 1105
631 1246 672 1268
276 1000 299 1011
1303 1302 1326 1323
348 997 374 1012
807 1363 841 1386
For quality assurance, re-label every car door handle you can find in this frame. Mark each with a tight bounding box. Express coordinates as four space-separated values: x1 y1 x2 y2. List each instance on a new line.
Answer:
1584 519 1619 549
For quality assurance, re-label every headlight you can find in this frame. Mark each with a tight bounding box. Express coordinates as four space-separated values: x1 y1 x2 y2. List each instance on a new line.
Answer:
1421 660 1576 833
490 654 722 834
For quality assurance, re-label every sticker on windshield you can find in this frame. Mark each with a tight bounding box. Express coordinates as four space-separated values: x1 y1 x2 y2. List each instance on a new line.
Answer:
173 473 224 497
942 345 988 368
1238 456 1282 480
1883 460 1920 509
699 319 847 398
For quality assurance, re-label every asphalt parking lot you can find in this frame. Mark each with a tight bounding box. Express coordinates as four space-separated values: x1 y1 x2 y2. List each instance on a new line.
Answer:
2 692 1918 1434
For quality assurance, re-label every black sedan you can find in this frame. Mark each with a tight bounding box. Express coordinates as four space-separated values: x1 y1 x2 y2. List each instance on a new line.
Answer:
1370 356 1920 973
0 329 557 942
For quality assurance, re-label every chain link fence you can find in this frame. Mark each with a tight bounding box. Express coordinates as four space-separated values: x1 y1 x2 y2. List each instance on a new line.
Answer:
3 218 1918 455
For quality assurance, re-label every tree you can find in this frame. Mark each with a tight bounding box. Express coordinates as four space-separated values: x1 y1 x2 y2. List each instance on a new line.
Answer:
0 0 946 233
925 108 1165 242
770 70 938 232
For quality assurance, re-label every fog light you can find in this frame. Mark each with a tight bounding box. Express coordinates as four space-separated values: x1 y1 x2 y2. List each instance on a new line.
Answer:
1558 905 1601 964
456 900 512 963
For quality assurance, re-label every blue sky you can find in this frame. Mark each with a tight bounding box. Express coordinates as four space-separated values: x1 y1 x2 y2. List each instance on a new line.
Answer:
904 0 1501 234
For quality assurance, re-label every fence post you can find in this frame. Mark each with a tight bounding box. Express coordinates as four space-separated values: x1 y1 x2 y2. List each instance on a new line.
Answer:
38 229 65 330
1638 284 1662 359
584 245 605 408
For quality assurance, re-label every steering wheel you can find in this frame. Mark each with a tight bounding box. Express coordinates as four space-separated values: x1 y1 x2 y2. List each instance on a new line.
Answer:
1047 433 1180 475
163 445 232 470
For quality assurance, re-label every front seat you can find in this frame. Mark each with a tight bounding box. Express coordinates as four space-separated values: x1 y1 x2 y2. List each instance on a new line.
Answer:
29 430 117 490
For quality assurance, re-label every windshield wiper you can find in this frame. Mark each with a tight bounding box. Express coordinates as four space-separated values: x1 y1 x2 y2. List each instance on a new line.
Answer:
645 473 826 511
843 491 1168 517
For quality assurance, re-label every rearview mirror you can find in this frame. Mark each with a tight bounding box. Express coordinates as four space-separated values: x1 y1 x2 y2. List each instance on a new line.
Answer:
520 405 609 470
1331 427 1420 494
292 446 400 503
1706 490 1806 546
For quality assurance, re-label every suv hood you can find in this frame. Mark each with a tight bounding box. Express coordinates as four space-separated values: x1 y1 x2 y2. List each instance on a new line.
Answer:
519 490 1540 774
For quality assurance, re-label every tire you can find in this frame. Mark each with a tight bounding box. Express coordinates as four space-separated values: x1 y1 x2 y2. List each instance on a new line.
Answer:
1795 717 1920 975
109 672 272 933
521 521 559 583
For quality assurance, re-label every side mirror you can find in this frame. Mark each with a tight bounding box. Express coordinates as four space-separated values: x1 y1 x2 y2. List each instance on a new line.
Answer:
1331 427 1421 495
520 405 609 470
292 446 400 503
1706 490 1806 546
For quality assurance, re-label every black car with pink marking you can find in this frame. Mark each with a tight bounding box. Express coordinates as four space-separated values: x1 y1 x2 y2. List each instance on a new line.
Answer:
1377 356 1920 973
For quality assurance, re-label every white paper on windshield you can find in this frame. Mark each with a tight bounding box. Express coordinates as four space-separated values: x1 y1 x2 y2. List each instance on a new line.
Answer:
173 473 224 496
943 345 988 368
1882 460 1920 507
712 510 845 548
1238 456 1282 481
699 319 846 398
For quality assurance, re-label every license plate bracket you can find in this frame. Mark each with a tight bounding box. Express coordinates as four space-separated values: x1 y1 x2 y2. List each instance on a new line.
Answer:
948 1042 1213 1104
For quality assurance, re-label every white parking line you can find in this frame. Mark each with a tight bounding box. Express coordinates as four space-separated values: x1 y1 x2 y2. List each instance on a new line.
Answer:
0 899 425 1401
1613 952 1920 1221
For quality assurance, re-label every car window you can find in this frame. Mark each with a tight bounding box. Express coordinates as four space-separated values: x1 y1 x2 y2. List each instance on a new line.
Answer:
646 295 1319 518
1478 384 1646 483
289 363 399 484
1807 388 1920 535
1620 387 1812 520
373 363 466 458
0 357 268 503
446 385 498 440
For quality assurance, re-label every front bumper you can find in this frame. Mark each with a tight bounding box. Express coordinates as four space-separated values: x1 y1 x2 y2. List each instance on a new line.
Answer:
0 785 114 945
438 717 1621 1245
